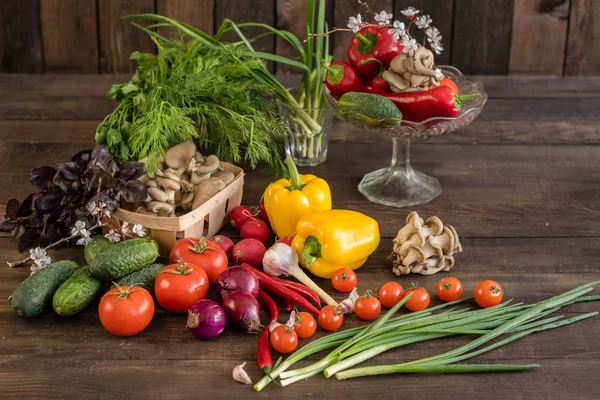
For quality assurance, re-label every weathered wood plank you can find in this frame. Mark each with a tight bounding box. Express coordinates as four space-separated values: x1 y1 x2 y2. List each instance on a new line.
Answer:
40 0 99 73
565 0 600 76
452 0 514 74
394 0 454 65
509 0 568 75
98 0 155 73
156 0 214 34
0 0 43 73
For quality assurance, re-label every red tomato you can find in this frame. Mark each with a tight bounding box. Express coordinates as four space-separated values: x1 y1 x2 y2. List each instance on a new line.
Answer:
99 285 154 336
404 287 430 312
354 292 381 320
436 277 463 302
270 325 298 354
293 311 317 339
318 305 344 331
169 237 228 285
439 77 459 94
331 268 358 293
154 262 209 313
378 282 404 308
474 280 504 308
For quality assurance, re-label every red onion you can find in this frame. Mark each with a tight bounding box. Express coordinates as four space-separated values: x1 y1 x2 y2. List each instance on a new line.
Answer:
222 291 262 332
215 266 260 302
186 299 227 340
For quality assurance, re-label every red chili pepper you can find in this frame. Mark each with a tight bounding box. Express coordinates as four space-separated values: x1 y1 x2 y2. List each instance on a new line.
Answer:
270 275 322 307
324 61 366 98
366 76 392 95
347 26 403 81
276 234 296 247
257 289 278 373
240 263 320 315
383 86 480 122
284 299 294 312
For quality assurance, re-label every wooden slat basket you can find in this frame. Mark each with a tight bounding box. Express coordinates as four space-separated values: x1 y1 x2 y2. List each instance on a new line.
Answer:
110 162 244 257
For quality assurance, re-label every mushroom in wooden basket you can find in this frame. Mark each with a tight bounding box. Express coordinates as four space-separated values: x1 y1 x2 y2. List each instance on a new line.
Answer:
111 141 244 256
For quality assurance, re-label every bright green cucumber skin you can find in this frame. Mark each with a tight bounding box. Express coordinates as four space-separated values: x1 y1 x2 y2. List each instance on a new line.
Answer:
116 263 165 294
11 260 79 318
90 238 159 280
338 92 402 120
84 237 112 264
52 267 102 316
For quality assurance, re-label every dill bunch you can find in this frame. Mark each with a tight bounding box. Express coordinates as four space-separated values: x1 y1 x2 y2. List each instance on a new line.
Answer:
96 39 286 174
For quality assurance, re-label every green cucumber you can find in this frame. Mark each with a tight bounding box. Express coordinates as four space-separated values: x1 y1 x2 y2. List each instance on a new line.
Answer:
338 92 402 127
11 260 79 318
52 267 102 316
84 237 112 264
116 263 165 294
90 238 159 280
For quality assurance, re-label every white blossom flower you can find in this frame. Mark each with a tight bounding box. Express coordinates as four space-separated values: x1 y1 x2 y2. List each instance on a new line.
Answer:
29 247 51 275
347 14 363 33
401 35 418 55
401 7 420 17
415 14 432 29
119 221 131 237
132 223 146 237
425 26 441 42
388 20 406 40
374 10 393 26
430 40 444 55
87 201 111 218
70 220 88 236
76 232 92 246
105 229 121 243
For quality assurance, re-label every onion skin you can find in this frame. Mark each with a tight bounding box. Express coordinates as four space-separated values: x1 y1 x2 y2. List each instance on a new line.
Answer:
186 299 227 340
222 291 262 332
215 266 260 301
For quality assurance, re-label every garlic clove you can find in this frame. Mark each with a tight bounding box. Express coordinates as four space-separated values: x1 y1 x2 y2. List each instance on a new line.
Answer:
232 362 252 385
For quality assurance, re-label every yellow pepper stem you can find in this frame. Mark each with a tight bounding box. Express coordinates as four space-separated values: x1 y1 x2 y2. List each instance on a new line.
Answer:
301 236 321 268
284 156 305 191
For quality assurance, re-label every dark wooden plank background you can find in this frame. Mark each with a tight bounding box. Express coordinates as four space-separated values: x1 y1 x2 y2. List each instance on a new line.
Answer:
1 0 597 75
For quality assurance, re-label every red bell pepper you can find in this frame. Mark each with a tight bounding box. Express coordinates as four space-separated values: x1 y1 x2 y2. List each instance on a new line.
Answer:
347 26 403 81
324 61 366 98
366 76 392 95
383 86 480 122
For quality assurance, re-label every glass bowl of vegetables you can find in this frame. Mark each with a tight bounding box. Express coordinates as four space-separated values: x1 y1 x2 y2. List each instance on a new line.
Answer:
324 65 487 208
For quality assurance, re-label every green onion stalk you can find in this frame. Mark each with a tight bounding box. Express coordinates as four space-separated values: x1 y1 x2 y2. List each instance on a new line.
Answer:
254 282 600 391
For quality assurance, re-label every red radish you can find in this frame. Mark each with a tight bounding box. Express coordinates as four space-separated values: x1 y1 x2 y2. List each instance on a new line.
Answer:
210 235 235 258
240 219 270 244
258 198 269 224
232 239 266 268
228 206 255 231
222 291 262 332
277 234 295 246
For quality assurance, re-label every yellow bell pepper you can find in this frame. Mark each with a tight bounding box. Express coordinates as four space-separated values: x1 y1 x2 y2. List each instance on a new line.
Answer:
291 209 380 278
263 157 332 238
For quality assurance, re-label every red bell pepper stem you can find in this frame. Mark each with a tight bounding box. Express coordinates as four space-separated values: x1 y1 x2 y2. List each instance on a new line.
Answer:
270 275 322 307
257 289 278 373
455 93 480 107
285 299 294 312
355 33 372 47
241 264 321 315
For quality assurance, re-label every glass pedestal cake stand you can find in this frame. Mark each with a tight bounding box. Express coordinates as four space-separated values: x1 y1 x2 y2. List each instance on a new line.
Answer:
325 66 488 208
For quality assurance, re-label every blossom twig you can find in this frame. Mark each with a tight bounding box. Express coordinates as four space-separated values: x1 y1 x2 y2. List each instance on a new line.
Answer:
357 0 378 17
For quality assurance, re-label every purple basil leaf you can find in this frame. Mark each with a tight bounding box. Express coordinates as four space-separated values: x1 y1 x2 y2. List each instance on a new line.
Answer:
30 166 57 191
0 219 16 233
57 162 81 182
71 149 92 167
90 145 111 167
33 193 61 214
17 229 40 253
5 199 19 220
117 162 146 181
120 180 148 203
25 215 45 229
16 194 34 218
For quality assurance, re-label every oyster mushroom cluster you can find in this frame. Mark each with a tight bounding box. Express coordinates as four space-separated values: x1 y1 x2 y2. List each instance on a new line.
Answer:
382 47 445 93
137 142 235 217
388 212 462 276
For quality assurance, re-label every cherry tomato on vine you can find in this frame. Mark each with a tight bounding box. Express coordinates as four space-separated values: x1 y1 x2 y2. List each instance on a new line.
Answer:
293 311 317 339
436 277 463 302
154 262 209 313
474 280 504 308
99 285 154 337
404 287 430 312
331 268 358 293
378 282 404 308
318 305 344 331
270 325 298 354
354 292 381 320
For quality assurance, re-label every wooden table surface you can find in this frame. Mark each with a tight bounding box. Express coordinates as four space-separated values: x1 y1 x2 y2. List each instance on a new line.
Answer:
1 74 599 399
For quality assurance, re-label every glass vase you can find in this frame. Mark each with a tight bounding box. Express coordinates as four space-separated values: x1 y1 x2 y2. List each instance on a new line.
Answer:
279 100 333 167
